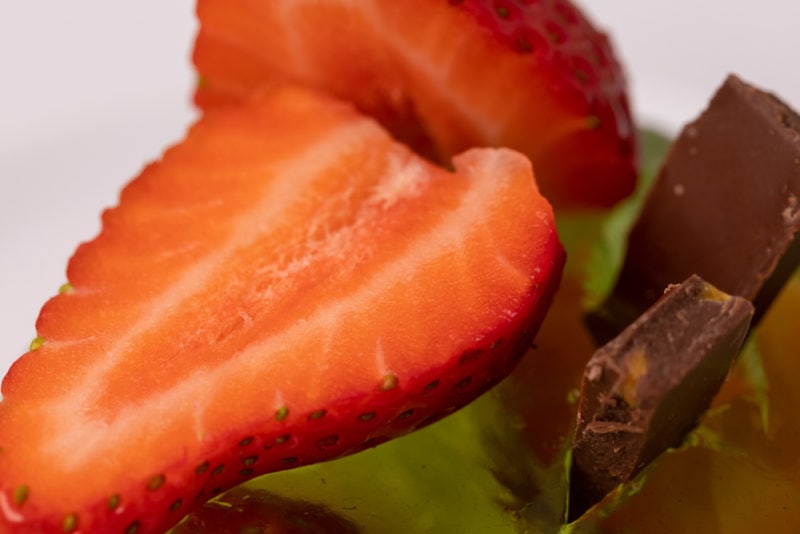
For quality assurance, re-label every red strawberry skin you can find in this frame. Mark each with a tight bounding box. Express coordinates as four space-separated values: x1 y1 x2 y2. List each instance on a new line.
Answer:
194 0 636 208
171 487 360 533
0 86 564 533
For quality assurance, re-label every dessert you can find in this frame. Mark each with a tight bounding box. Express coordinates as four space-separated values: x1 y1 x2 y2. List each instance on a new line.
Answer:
569 275 754 519
587 75 800 345
2 1 800 533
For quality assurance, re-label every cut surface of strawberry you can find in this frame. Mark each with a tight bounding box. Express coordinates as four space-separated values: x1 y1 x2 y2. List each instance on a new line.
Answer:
0 86 564 533
193 0 637 208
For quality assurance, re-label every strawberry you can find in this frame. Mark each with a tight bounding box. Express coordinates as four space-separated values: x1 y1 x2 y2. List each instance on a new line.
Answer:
172 487 360 533
193 0 637 208
0 85 564 533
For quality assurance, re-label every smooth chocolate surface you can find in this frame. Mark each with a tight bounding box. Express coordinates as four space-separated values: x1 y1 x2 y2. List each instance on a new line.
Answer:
587 74 800 345
568 275 753 521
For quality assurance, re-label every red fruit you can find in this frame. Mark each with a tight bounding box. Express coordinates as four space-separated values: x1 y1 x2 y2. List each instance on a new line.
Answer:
0 86 564 533
172 487 359 533
193 0 637 208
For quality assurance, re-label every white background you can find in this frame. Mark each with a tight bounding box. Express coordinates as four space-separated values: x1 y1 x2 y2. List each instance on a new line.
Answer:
1 1 799 379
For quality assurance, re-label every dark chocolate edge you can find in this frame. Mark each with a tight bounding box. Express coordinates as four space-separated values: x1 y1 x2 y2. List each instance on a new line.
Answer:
585 74 800 346
567 275 754 521
728 75 800 324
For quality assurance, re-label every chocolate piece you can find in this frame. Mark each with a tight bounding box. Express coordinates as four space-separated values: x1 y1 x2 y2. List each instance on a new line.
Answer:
568 275 753 521
587 74 800 345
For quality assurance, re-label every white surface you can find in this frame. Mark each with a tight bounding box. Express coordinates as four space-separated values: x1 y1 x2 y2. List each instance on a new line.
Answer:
582 0 800 134
0 2 197 380
1 1 799 380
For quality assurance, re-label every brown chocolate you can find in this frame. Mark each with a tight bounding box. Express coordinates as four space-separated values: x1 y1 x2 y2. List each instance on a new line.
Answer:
568 275 753 520
587 75 800 345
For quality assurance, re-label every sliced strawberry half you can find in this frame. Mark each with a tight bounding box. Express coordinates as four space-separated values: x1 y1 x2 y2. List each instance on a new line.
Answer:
0 86 564 533
193 0 637 208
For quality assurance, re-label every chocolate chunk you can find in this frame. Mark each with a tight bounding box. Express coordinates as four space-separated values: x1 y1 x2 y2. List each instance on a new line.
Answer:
568 275 753 521
587 74 800 345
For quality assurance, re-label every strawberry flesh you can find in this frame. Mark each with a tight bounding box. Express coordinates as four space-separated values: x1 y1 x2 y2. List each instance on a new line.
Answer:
0 86 564 533
193 0 636 208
